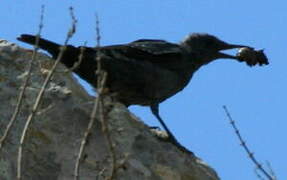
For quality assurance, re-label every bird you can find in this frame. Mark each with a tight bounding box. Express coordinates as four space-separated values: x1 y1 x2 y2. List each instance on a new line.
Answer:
17 33 269 154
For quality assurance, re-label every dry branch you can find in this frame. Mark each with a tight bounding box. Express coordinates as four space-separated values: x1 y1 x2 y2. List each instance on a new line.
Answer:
223 105 276 180
74 14 117 180
17 7 77 180
0 5 45 151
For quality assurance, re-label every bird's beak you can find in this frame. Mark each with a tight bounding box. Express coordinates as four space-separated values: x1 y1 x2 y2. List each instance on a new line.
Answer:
213 42 269 66
216 43 250 59
221 43 247 50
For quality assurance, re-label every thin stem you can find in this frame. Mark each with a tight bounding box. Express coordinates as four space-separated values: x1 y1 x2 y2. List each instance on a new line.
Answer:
0 5 45 151
223 105 275 180
17 7 77 180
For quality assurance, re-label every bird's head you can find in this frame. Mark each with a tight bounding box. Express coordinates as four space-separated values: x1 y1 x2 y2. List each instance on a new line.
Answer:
181 33 249 64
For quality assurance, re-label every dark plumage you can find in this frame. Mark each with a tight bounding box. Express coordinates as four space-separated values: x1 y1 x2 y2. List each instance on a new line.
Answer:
17 33 269 153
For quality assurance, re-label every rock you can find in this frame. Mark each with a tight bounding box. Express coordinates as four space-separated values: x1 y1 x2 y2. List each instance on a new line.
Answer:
0 40 220 180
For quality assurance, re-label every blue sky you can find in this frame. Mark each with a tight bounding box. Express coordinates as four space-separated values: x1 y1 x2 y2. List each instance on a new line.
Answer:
1 1 286 179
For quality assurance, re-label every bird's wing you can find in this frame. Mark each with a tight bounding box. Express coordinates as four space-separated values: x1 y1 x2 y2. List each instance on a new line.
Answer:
79 39 181 59
128 39 181 55
100 39 184 70
77 39 184 72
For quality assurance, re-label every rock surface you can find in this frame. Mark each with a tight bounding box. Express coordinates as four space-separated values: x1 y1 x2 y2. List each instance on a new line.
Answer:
0 40 220 180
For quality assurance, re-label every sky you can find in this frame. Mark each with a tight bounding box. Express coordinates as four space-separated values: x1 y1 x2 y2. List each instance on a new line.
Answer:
1 1 286 179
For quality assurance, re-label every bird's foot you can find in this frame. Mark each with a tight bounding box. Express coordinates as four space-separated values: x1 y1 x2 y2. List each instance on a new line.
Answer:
167 136 194 156
150 128 194 156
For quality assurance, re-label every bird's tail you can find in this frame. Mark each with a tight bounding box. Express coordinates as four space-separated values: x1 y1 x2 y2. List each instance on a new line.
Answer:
17 34 61 58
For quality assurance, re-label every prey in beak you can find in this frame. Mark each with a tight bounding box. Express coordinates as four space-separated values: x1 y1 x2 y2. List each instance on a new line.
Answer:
215 42 269 66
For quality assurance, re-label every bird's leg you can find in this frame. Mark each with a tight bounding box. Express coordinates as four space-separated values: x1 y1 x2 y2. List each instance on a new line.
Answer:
150 104 177 142
150 104 194 155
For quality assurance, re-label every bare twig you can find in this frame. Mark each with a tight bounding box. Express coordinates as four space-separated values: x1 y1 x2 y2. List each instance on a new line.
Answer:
0 5 45 151
95 13 102 82
17 7 77 180
54 41 86 74
266 161 277 180
95 13 101 48
55 10 83 74
64 42 86 72
74 69 105 177
98 91 117 180
74 13 103 180
73 72 107 180
95 14 117 180
73 14 102 180
74 14 117 180
255 168 267 180
223 105 275 180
